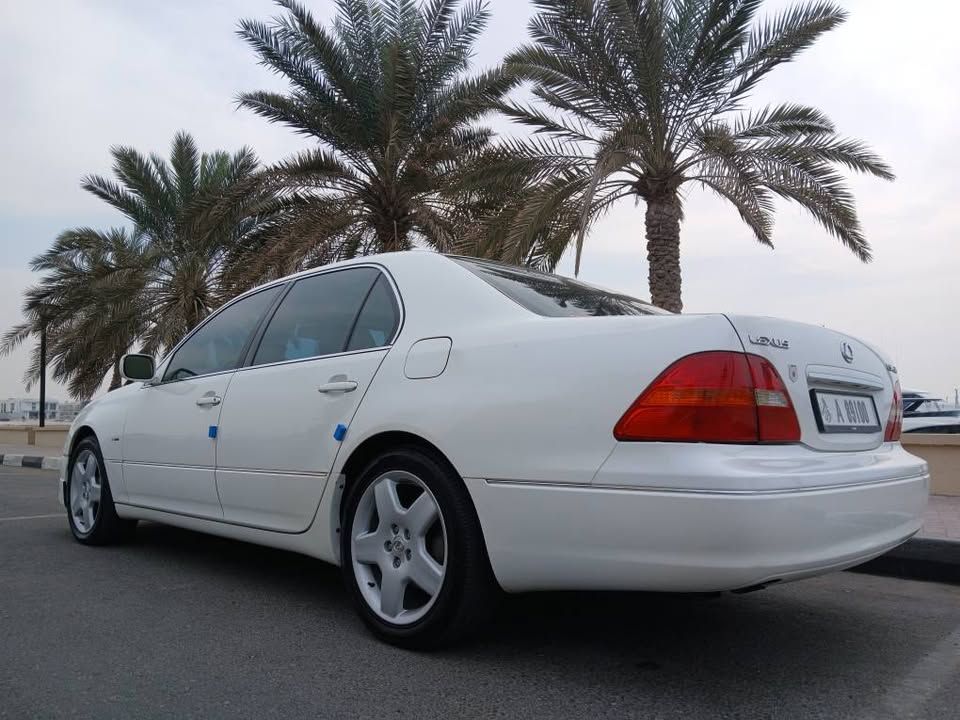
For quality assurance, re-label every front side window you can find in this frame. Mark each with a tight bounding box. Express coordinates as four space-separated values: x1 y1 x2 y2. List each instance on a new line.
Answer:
163 286 282 382
451 257 667 317
253 267 381 366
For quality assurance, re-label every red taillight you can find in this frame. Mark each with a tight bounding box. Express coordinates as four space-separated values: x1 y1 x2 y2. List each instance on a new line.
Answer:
746 355 802 442
613 351 801 444
884 380 902 442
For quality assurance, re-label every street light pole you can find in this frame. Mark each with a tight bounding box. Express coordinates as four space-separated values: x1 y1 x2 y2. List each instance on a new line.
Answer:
39 326 46 428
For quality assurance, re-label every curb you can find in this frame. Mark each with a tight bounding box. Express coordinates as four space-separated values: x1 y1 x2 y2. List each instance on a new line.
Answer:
851 537 960 585
0 454 63 471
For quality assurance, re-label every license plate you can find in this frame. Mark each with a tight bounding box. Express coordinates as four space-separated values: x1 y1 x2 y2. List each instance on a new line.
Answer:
811 391 881 434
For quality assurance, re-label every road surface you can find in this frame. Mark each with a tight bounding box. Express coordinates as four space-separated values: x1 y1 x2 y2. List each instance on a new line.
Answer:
1 465 958 719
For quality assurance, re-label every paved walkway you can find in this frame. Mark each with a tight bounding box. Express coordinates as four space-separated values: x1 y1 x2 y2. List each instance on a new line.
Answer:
920 495 960 541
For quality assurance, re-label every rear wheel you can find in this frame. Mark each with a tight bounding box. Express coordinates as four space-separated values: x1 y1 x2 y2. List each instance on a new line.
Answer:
67 436 136 545
340 447 497 649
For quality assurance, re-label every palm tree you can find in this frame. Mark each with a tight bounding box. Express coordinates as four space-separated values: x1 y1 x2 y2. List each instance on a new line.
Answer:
1 133 261 398
231 0 518 284
483 0 893 312
4 228 150 399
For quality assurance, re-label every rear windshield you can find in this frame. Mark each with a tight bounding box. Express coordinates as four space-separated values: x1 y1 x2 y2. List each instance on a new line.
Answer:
451 257 667 317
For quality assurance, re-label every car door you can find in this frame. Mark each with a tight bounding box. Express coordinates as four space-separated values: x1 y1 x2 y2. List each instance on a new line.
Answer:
122 285 283 518
215 267 401 532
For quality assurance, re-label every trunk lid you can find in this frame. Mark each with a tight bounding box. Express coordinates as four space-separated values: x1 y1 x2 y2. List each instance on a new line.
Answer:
724 315 895 452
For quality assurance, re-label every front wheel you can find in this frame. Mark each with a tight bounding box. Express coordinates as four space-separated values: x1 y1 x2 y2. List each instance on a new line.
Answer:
340 448 497 649
67 436 136 545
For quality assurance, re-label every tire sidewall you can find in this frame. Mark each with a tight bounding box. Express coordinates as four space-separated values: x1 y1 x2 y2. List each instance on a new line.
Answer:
340 448 470 643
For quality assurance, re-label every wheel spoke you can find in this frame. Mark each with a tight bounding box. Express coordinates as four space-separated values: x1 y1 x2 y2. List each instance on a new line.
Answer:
374 479 403 525
71 496 83 518
408 547 444 597
88 479 101 503
83 454 97 479
403 492 438 536
379 571 406 618
83 502 95 531
353 531 383 564
71 463 84 485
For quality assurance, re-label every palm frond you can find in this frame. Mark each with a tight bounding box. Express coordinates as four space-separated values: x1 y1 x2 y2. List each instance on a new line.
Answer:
731 1 846 101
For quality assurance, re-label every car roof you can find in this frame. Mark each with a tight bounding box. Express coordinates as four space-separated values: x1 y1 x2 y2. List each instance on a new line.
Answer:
233 250 452 300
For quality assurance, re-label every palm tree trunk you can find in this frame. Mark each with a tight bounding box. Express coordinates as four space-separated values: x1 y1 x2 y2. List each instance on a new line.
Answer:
644 195 683 313
108 359 123 391
376 216 409 253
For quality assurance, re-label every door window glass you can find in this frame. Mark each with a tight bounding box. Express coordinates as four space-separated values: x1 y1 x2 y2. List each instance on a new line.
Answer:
163 286 281 382
347 275 400 351
253 268 379 365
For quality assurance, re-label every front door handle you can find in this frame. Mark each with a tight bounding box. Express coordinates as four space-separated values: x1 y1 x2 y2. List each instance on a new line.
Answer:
317 381 358 394
196 395 222 407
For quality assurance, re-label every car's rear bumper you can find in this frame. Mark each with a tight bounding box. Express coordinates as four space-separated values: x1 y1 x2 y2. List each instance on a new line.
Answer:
465 444 929 593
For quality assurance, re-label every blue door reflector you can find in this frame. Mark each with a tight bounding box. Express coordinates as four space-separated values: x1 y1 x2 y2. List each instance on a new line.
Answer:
333 424 347 442
208 425 218 439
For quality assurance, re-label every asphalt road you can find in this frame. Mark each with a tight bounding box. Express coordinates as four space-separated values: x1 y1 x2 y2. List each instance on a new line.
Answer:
2 465 959 720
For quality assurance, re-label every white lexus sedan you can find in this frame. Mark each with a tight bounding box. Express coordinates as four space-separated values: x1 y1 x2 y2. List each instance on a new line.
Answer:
60 251 928 647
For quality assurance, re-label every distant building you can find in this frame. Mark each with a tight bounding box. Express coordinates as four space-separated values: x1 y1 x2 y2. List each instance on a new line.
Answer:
0 398 87 423
57 401 88 422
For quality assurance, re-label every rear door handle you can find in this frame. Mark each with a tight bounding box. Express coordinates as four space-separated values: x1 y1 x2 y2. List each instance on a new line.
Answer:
317 381 358 394
196 395 222 407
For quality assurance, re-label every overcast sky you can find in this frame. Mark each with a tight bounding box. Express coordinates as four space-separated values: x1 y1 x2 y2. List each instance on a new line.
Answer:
1 0 957 401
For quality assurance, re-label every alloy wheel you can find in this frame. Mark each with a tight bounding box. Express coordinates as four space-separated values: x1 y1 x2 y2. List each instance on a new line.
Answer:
70 449 101 534
351 470 447 625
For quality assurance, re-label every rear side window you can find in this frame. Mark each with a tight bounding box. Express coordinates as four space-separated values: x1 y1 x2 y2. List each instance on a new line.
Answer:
347 275 400 351
163 286 282 382
451 257 665 317
252 267 381 365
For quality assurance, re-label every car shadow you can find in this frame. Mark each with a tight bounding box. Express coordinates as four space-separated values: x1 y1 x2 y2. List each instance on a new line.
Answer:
105 520 956 718
121 520 348 601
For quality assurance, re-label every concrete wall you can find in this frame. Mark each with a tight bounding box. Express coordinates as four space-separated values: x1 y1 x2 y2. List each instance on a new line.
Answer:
33 427 69 449
902 434 960 497
0 426 31 445
0 425 68 450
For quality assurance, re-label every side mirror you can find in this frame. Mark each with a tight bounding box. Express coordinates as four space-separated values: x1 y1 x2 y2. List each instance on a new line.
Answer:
120 353 156 382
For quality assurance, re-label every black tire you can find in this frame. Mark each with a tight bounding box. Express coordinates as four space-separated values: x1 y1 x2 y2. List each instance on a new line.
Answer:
340 447 498 649
66 436 137 545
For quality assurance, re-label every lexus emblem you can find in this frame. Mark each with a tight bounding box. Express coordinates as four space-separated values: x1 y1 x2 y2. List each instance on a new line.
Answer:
840 342 854 364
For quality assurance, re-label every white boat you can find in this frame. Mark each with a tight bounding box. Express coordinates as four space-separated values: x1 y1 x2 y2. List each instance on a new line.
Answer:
902 390 960 434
